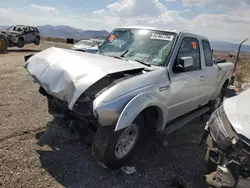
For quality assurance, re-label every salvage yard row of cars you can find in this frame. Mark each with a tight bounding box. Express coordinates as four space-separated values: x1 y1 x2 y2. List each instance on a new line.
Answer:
0 24 102 54
1 25 248 187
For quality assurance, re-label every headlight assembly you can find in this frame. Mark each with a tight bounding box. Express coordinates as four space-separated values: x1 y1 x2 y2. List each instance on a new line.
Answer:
208 106 237 149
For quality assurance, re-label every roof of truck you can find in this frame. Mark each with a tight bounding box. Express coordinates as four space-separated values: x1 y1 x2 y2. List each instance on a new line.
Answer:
116 26 179 34
116 26 209 41
15 25 37 28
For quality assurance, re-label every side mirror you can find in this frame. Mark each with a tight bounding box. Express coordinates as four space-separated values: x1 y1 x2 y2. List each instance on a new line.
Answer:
179 56 194 68
213 57 217 64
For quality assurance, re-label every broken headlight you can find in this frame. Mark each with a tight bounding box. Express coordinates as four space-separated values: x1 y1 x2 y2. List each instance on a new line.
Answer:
72 93 93 117
208 106 237 149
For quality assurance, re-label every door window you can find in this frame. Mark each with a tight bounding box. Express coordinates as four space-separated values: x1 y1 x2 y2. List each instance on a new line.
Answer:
24 27 30 33
174 37 201 72
202 40 213 67
29 27 35 32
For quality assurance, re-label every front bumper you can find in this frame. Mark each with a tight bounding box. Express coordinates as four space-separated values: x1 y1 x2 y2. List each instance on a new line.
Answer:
201 122 250 188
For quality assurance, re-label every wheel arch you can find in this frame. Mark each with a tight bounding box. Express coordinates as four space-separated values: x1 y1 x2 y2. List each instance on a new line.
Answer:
0 33 9 53
211 77 229 100
114 91 165 132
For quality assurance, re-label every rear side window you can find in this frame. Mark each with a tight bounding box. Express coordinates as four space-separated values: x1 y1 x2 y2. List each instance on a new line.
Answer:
30 27 35 32
35 28 40 33
202 40 213 67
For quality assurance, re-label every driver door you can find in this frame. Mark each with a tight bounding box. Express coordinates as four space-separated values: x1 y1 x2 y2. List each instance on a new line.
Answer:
24 27 35 42
167 37 205 121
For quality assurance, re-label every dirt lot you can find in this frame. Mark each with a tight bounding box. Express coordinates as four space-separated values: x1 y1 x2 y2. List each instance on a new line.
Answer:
0 41 243 188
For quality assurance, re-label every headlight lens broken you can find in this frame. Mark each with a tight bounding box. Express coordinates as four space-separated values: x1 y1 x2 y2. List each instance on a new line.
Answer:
208 106 237 149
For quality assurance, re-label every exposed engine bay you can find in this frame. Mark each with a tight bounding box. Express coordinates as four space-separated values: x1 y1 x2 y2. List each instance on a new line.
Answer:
201 106 250 188
36 68 144 146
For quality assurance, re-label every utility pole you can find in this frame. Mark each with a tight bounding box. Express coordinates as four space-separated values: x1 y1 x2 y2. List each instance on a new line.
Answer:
230 38 248 85
233 38 248 73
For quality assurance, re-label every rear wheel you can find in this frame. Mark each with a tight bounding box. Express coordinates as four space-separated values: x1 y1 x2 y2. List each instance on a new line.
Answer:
92 114 145 169
34 36 40 45
0 34 8 53
209 84 226 112
17 38 25 48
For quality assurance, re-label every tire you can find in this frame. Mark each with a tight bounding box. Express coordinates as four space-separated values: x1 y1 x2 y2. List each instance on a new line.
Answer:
17 38 25 48
0 34 8 53
209 84 226 113
34 36 40 45
92 114 145 169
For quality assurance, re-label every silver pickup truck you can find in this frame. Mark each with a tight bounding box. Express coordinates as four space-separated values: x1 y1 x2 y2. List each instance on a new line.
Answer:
24 26 234 169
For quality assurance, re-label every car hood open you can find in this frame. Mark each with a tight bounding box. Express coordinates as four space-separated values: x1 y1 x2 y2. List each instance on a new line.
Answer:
24 47 145 109
223 89 250 139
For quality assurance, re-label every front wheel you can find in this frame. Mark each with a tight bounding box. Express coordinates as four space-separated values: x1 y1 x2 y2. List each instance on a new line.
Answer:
17 38 25 48
34 36 40 45
92 115 144 169
209 85 226 113
0 34 8 53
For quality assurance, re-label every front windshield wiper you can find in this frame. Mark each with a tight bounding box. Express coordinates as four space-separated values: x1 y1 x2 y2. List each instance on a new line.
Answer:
133 59 151 67
106 49 129 60
105 54 128 61
120 49 129 57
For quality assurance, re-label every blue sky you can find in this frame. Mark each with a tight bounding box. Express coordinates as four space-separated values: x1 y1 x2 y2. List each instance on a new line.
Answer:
1 0 250 43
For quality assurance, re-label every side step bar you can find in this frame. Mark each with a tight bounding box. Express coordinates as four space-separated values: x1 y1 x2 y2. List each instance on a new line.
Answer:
155 107 210 139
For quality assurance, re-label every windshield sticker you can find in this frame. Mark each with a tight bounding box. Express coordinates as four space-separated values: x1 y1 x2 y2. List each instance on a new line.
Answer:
109 34 116 42
150 33 174 41
192 41 197 49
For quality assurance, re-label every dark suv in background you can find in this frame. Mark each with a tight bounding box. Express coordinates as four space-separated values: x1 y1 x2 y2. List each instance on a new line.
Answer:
0 25 41 53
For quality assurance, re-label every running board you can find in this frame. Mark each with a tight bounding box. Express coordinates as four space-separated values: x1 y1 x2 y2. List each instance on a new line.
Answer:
155 107 210 139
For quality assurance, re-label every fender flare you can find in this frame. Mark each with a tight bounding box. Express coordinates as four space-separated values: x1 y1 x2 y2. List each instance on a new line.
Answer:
114 91 165 132
212 72 229 99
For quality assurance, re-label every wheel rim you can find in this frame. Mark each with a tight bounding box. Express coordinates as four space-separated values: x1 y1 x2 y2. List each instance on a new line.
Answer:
0 39 5 49
115 124 139 159
214 92 222 109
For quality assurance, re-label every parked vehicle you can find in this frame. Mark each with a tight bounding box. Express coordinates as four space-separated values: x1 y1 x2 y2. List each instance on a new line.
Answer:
200 89 250 188
72 39 98 52
85 45 98 54
24 26 234 169
85 40 104 54
0 25 40 53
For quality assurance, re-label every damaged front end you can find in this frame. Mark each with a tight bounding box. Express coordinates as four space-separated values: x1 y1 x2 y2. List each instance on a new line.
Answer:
23 49 145 146
200 106 250 188
36 86 97 146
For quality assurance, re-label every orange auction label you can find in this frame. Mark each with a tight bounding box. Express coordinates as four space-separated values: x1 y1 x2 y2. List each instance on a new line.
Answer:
192 41 197 49
109 34 115 42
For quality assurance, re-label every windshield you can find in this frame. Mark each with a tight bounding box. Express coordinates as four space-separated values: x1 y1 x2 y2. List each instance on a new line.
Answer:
98 28 176 66
7 26 25 32
77 40 93 46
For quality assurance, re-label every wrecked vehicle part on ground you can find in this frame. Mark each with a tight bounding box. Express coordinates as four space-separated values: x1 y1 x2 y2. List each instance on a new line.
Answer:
201 89 250 188
25 26 234 169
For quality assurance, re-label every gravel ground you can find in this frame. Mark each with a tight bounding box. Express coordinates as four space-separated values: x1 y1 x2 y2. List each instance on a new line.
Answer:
0 42 233 188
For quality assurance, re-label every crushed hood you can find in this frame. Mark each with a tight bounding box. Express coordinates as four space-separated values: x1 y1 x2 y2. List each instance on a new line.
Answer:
223 89 250 139
24 47 144 109
0 30 20 35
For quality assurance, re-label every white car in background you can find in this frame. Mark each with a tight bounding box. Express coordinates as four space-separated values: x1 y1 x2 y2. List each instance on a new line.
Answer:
72 39 97 52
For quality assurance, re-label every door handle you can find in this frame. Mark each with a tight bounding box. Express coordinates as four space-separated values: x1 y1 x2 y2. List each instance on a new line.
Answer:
200 76 206 81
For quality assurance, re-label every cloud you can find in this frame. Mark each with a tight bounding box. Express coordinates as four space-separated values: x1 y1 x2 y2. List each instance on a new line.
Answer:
93 9 107 16
0 1 250 43
183 0 250 10
106 0 167 17
29 4 59 15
